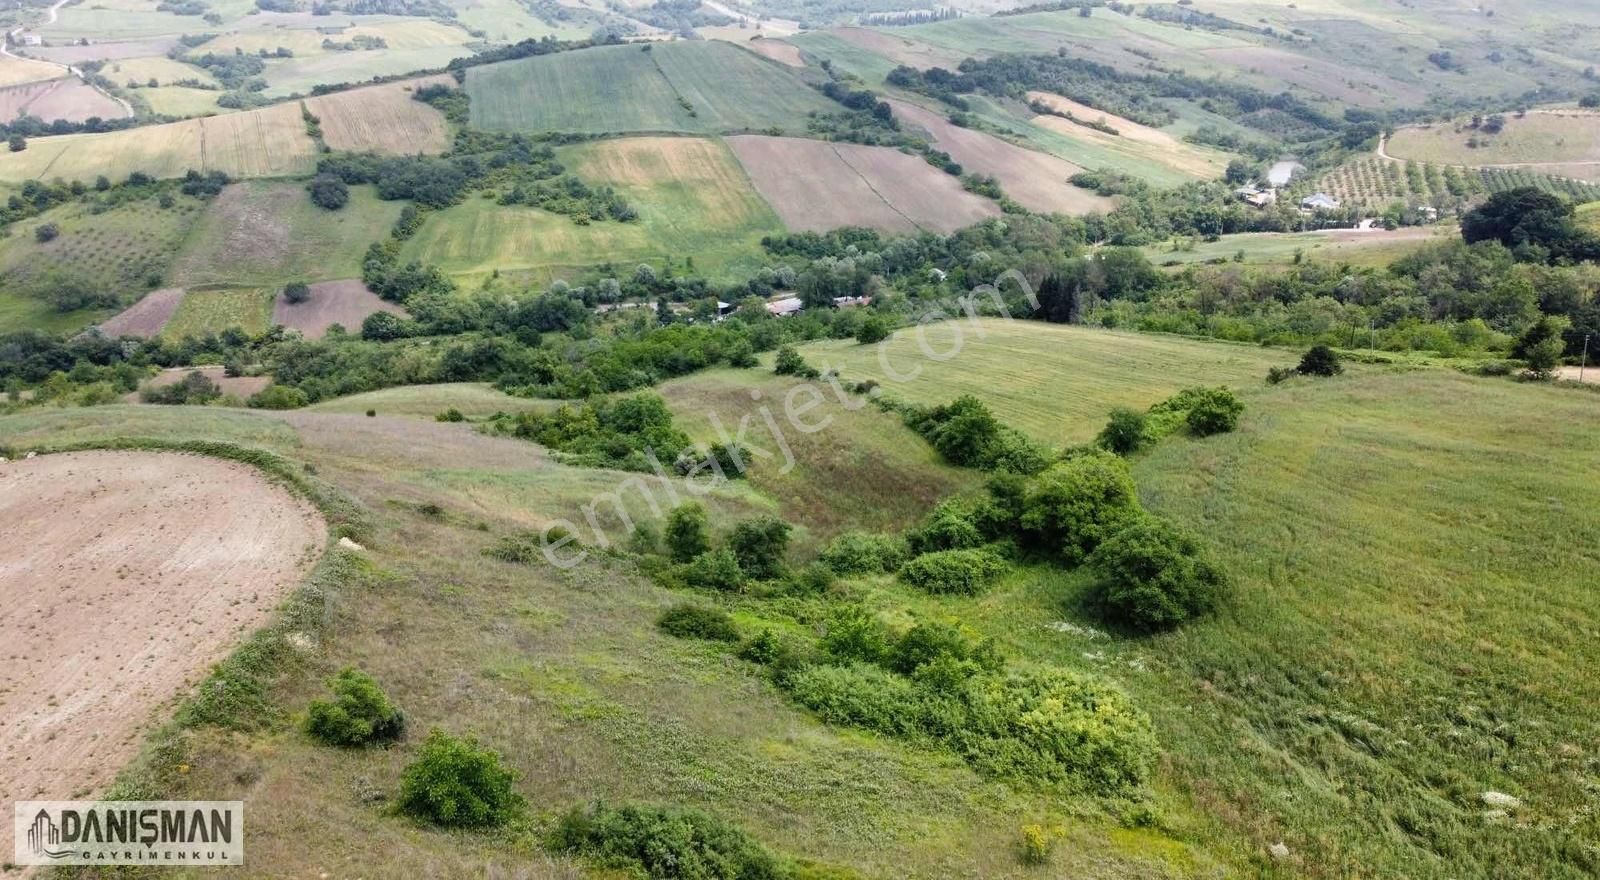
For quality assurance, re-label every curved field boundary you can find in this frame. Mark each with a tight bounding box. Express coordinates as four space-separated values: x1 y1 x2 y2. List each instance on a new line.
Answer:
0 447 337 858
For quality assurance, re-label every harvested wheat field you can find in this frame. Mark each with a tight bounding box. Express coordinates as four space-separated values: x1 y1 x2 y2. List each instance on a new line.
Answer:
830 26 966 70
0 101 315 183
0 76 126 123
727 134 998 234
303 75 455 155
125 365 273 402
274 279 408 338
95 286 185 338
0 55 61 88
0 450 325 859
887 98 1112 215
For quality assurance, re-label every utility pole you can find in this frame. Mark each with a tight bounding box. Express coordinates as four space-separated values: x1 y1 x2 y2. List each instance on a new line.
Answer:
1582 333 1591 385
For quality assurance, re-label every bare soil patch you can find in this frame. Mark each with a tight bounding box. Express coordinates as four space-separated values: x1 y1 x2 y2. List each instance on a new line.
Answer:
0 76 123 122
304 75 453 155
273 279 407 339
887 98 1112 215
124 365 272 403
0 450 324 859
95 287 184 338
738 37 804 67
728 134 999 234
831 26 965 70
1556 366 1597 385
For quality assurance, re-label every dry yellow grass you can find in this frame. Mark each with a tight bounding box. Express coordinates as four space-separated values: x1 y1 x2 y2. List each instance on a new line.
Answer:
303 75 453 155
1027 90 1228 179
0 100 316 182
0 55 62 87
105 55 217 88
568 135 751 204
199 19 473 56
1387 109 1600 167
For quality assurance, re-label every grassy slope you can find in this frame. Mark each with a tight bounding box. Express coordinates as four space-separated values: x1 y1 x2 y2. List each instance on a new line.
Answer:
466 40 831 135
1143 227 1446 270
304 382 553 418
797 320 1293 444
161 288 276 337
400 137 783 284
169 182 404 287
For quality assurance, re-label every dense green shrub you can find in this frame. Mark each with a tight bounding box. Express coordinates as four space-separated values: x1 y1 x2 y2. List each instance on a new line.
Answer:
856 314 892 344
905 395 1048 473
783 561 835 595
142 370 221 405
551 802 786 880
684 548 745 592
819 605 892 665
787 662 921 735
397 730 522 828
905 500 984 555
1096 407 1149 455
819 531 908 575
1019 451 1141 563
773 345 818 378
1088 515 1228 630
1182 387 1244 436
304 668 406 747
728 516 792 580
665 503 710 563
283 281 311 305
504 392 690 471
899 548 1010 595
657 604 740 642
247 384 308 409
889 621 1001 677
1296 345 1343 376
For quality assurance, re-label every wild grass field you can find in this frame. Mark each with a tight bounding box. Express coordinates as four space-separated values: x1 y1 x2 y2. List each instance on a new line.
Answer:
1387 111 1600 168
169 181 405 287
465 40 832 135
159 287 276 338
401 136 784 283
797 319 1292 444
1143 227 1445 270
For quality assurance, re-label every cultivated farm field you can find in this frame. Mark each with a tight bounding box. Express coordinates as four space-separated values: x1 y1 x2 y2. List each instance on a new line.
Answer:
0 449 324 861
303 76 455 155
272 279 408 339
726 134 998 234
0 100 316 183
0 76 127 123
160 287 277 338
466 40 832 136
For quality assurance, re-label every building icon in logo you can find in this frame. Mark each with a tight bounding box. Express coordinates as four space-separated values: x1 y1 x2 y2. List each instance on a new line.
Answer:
26 809 70 859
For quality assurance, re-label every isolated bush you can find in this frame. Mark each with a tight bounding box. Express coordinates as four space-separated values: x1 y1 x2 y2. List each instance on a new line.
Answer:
683 548 745 592
283 281 311 305
551 802 785 880
665 503 710 563
1020 451 1141 563
1088 516 1228 630
1019 824 1054 866
900 548 1010 595
820 531 908 575
304 668 405 747
436 408 465 422
397 730 521 828
905 500 984 555
773 344 818 378
1265 366 1296 385
35 222 59 243
142 371 221 405
727 516 791 580
1182 387 1244 437
657 604 740 642
247 385 308 410
307 173 349 210
907 395 1048 473
856 313 892 344
1296 345 1343 377
1096 407 1148 455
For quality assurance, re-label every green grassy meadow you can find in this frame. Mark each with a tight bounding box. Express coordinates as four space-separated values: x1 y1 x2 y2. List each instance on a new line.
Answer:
465 40 832 135
160 287 275 338
400 137 784 284
797 320 1294 444
1143 228 1446 270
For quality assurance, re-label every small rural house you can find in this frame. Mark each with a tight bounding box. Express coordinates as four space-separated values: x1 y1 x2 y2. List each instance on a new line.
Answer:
766 296 803 317
1301 193 1342 211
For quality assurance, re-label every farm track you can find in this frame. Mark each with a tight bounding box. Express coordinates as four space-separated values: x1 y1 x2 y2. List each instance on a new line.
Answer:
2 0 134 118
